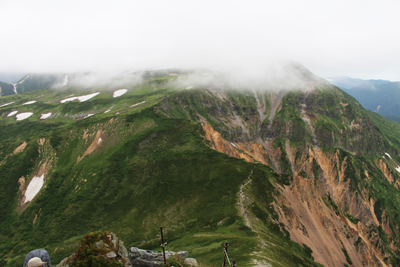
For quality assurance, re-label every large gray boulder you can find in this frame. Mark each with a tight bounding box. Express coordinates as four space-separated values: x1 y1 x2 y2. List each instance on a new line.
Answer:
129 247 189 267
184 258 198 267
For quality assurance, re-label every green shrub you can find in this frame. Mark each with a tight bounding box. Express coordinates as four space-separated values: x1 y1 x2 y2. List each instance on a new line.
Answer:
163 253 189 267
67 231 123 267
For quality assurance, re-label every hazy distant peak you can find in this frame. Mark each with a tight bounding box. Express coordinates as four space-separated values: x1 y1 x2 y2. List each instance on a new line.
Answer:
328 76 391 90
0 72 28 84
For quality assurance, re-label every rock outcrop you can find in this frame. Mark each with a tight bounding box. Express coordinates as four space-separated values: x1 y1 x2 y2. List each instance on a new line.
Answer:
129 247 197 267
57 233 131 267
57 233 197 267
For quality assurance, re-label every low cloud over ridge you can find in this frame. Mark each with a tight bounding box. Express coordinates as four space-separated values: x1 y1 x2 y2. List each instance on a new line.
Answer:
1 0 400 80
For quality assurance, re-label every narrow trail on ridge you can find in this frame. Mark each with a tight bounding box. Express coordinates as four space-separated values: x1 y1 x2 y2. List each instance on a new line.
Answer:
237 168 282 267
237 167 275 239
237 169 254 230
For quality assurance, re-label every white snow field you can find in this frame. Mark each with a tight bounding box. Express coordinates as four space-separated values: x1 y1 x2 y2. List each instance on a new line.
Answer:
104 107 113 113
23 101 37 105
62 75 69 86
113 89 128 98
130 101 146 107
7 110 18 117
24 174 45 204
384 152 400 173
185 86 194 89
12 75 30 94
40 112 52 119
0 102 15 107
98 137 102 144
16 112 33 121
60 92 100 103
83 113 94 119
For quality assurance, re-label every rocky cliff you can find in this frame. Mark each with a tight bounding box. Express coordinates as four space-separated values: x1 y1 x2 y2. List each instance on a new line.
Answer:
159 72 400 266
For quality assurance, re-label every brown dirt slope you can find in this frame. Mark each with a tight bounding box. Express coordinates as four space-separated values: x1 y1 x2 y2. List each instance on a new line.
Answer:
202 122 390 267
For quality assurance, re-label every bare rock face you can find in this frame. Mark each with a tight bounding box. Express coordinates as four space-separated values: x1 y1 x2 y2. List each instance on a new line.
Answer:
129 247 189 267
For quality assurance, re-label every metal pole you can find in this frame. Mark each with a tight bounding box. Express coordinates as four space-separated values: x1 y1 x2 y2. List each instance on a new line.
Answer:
232 260 236 267
222 242 229 267
160 226 166 265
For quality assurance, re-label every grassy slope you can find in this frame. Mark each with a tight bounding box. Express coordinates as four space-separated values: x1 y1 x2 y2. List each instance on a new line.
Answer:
0 81 15 96
0 78 321 267
161 83 400 265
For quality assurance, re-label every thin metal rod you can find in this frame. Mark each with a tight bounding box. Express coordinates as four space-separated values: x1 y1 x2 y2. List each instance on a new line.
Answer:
222 242 229 267
160 226 166 265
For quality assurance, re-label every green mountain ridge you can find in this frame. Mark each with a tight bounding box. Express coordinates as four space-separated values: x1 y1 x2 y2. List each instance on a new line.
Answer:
1 69 400 266
329 77 400 124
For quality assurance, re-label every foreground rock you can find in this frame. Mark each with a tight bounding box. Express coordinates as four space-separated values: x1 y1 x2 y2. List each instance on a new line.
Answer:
129 247 198 267
56 233 197 267
57 233 130 267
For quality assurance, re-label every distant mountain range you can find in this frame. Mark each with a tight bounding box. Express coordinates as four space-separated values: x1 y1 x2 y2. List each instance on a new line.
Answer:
0 70 185 97
327 76 391 89
328 76 400 123
0 73 27 84
3 74 400 125
0 74 63 97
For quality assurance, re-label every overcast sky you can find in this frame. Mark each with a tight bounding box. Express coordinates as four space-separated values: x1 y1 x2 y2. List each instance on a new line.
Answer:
1 0 400 81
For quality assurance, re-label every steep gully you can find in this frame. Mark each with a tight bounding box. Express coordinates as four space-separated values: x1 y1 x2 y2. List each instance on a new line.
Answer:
201 89 390 266
12 74 30 94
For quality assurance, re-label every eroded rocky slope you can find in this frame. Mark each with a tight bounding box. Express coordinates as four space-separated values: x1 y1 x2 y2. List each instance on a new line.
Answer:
159 73 400 266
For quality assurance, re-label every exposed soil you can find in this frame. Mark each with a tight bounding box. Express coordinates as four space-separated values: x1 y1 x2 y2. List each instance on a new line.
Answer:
202 123 253 162
13 141 27 154
268 91 285 127
201 122 390 266
76 130 104 164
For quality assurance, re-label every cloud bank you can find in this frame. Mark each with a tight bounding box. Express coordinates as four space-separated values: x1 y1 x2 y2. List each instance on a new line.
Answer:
1 0 400 80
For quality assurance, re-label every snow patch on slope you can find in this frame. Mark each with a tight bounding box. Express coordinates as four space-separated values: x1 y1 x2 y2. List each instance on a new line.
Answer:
384 152 400 173
23 101 37 105
40 112 52 120
12 75 30 94
130 101 146 107
0 102 15 107
104 105 114 113
83 113 94 119
60 92 100 103
18 75 30 84
24 174 44 204
113 89 128 98
7 110 18 117
16 112 33 121
62 75 69 86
